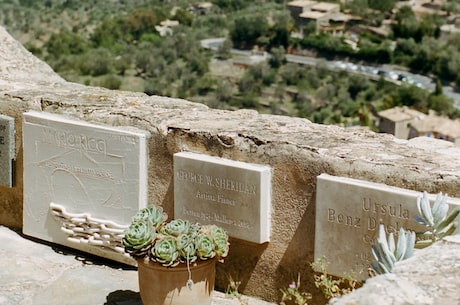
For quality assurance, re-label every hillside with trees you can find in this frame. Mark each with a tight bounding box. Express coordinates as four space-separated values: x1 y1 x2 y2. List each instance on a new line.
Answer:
1 0 459 129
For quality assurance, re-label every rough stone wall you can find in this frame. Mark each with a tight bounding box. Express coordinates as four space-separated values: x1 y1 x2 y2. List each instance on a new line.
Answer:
330 234 460 305
1 26 459 303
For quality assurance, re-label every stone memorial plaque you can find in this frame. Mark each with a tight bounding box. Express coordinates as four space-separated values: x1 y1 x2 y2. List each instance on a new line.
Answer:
23 111 149 264
174 152 272 243
0 114 15 187
315 174 460 280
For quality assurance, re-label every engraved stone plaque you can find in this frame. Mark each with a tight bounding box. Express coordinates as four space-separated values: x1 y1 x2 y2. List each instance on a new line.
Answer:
315 174 460 280
0 114 15 187
23 111 149 264
174 152 272 243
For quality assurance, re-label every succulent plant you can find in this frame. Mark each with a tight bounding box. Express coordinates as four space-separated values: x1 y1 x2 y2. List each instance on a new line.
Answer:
151 235 181 267
161 219 192 237
132 205 166 229
415 192 459 248
371 224 415 274
122 205 229 268
177 233 198 263
123 220 155 257
195 233 216 260
204 224 229 258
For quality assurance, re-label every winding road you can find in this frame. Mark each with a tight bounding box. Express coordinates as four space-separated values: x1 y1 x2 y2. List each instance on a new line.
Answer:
202 38 460 109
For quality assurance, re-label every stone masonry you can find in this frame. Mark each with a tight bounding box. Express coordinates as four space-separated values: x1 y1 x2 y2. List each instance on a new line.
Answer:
1 25 459 303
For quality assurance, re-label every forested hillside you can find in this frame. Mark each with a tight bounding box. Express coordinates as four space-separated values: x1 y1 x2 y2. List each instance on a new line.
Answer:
1 0 459 128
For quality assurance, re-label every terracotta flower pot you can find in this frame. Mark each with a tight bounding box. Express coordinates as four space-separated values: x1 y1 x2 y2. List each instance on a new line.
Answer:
137 257 216 305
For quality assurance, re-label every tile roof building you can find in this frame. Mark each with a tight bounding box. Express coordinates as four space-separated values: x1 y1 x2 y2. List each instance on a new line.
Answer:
378 107 460 146
378 106 425 140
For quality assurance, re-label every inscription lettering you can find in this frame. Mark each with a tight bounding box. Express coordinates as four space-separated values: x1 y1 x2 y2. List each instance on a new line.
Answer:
182 207 252 229
176 169 257 195
196 190 216 202
327 208 361 228
195 191 237 206
0 124 5 131
107 134 137 144
43 160 115 181
0 136 4 145
362 197 409 219
42 127 106 154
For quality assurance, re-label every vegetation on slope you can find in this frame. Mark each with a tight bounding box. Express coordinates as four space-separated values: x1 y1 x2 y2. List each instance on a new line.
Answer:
1 0 459 128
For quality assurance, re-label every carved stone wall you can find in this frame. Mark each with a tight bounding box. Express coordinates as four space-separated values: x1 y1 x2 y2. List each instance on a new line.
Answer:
1 26 459 302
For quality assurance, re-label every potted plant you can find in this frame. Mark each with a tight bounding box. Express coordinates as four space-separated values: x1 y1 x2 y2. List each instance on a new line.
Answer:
122 205 229 305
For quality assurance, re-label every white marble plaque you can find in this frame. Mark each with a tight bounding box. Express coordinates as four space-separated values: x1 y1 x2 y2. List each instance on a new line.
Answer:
0 115 14 187
315 174 460 280
174 152 272 243
23 111 149 264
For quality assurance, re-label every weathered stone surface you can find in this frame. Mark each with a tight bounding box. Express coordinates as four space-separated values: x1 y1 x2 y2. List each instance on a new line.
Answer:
1 25 460 303
330 234 460 305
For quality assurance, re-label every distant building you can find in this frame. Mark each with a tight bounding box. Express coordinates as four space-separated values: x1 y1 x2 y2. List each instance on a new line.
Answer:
396 0 447 18
155 20 179 37
408 111 460 146
440 24 460 40
191 2 213 15
378 106 425 139
378 106 460 146
288 0 353 35
287 0 317 24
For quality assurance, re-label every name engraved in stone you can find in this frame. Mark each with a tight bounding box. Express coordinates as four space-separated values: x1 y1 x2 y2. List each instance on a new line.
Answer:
327 208 361 228
362 197 409 219
0 124 5 131
176 169 257 195
326 197 411 230
174 152 271 243
42 127 107 154
0 136 4 145
314 174 452 280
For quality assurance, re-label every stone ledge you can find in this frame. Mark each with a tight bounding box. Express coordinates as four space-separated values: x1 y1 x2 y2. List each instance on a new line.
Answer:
1 25 460 303
330 234 460 305
0 226 275 305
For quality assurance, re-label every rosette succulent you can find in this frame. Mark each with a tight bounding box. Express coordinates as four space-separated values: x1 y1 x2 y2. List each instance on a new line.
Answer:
151 235 180 267
123 205 230 268
161 219 192 237
132 205 166 229
123 220 155 257
195 233 216 260
205 225 229 258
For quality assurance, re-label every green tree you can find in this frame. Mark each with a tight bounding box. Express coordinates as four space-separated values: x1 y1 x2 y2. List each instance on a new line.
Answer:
44 29 89 58
78 48 113 76
172 8 193 26
230 15 269 49
368 0 396 12
98 74 122 90
126 9 159 41
91 16 130 48
216 39 232 60
216 79 233 102
269 46 286 68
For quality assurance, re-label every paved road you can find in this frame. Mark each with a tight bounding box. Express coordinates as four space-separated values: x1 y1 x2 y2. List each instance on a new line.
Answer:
201 38 460 109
